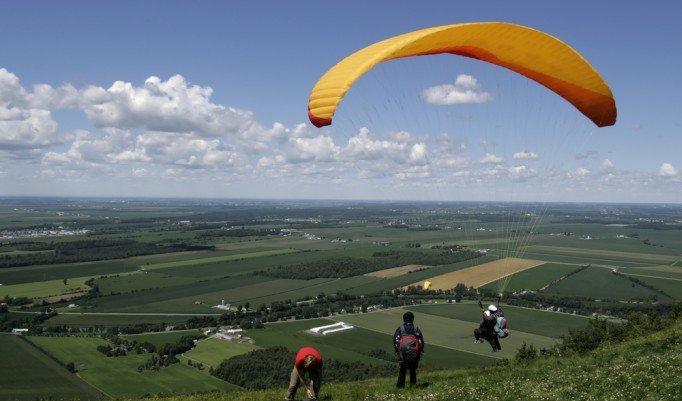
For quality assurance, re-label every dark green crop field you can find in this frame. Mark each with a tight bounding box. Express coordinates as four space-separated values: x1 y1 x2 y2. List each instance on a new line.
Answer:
0 334 104 401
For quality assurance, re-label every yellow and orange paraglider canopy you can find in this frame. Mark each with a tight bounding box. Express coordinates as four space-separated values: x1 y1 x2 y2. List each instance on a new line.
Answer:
308 22 616 128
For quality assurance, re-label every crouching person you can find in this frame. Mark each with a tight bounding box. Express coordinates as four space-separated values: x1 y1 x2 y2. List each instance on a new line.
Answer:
285 346 323 401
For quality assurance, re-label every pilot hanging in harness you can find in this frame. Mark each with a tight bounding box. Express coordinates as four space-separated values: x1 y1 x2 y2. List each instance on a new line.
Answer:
474 297 508 352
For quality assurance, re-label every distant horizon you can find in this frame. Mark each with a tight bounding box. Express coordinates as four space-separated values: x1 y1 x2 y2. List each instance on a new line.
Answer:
1 194 680 207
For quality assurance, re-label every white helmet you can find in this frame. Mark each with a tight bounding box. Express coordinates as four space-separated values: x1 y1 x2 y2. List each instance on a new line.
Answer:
488 305 497 312
484 310 491 316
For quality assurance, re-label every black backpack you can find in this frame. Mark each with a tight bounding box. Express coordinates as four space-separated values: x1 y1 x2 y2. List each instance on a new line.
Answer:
398 324 421 363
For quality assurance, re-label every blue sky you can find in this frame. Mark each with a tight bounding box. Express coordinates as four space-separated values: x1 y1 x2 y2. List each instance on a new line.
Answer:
0 1 680 202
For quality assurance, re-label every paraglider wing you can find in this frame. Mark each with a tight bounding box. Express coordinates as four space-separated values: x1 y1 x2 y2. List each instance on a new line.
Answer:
308 22 616 128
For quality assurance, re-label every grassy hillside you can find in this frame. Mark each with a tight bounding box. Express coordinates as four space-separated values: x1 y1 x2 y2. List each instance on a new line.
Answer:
149 317 681 401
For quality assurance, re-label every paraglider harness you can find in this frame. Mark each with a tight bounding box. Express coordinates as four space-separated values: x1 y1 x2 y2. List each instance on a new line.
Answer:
480 298 509 338
397 324 421 364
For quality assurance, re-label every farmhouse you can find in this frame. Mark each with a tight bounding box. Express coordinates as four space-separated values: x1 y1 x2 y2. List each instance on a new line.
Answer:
11 328 29 335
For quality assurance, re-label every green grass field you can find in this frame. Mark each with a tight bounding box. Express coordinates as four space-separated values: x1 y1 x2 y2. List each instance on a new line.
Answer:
142 248 301 270
183 337 260 367
412 303 590 338
0 275 91 299
623 275 682 300
328 307 558 359
481 263 580 292
0 259 138 286
95 271 200 295
247 318 495 370
0 334 104 401
151 248 367 278
544 266 670 301
26 336 240 398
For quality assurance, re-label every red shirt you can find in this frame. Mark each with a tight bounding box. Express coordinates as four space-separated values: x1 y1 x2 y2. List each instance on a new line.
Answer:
294 347 323 370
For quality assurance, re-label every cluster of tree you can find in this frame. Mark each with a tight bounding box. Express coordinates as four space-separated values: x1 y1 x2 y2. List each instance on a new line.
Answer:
211 346 395 390
95 337 156 357
138 354 179 372
187 359 205 370
0 239 203 268
259 249 481 280
157 334 203 357
137 334 203 371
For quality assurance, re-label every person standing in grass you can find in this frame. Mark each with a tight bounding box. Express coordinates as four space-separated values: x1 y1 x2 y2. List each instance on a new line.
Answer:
285 346 323 401
393 311 425 388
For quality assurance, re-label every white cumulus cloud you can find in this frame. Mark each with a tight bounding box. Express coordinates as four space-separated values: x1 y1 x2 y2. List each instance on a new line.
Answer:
421 74 492 105
659 163 678 177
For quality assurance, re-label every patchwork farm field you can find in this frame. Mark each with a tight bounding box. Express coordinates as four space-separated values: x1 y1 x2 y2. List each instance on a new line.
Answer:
0 334 104 401
26 336 240 398
2 199 680 400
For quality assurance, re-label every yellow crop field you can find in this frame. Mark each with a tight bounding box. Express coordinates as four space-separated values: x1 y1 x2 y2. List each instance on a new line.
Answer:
411 258 544 290
365 264 428 278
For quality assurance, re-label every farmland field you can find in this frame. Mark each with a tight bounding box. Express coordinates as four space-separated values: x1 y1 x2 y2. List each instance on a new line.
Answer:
365 264 428 278
523 245 678 265
0 334 104 401
26 336 240 398
2 199 681 399
415 258 544 290
183 337 260 367
142 248 301 270
482 263 581 292
623 275 682 300
0 275 91 299
544 266 671 301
